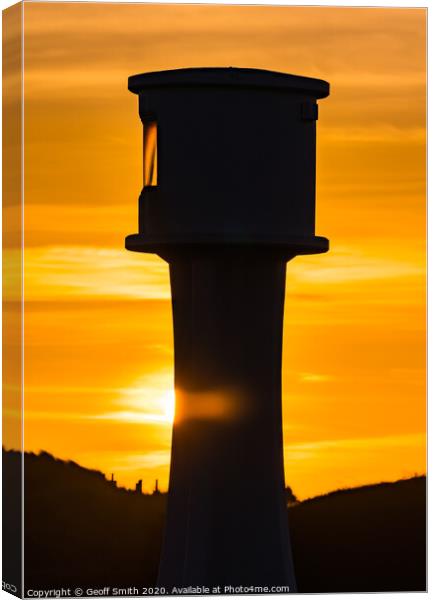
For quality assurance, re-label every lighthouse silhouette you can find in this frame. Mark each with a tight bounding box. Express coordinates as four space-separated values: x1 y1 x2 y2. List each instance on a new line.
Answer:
125 67 329 591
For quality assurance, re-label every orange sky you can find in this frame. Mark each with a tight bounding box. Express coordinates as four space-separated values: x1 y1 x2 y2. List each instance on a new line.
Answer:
3 2 426 499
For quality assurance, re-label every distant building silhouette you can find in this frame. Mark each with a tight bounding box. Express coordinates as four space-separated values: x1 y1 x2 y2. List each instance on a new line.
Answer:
135 479 143 494
109 473 117 488
153 479 161 496
285 486 299 506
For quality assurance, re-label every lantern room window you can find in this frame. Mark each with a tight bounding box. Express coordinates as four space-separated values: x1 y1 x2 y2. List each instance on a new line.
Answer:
143 120 158 187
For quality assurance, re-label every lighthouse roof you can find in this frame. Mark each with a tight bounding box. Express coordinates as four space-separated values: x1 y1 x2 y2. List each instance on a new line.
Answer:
128 67 329 98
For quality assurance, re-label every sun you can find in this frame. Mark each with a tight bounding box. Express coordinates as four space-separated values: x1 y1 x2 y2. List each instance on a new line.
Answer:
119 385 175 424
95 373 176 425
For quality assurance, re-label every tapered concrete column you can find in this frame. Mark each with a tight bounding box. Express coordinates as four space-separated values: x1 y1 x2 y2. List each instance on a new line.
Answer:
157 251 296 590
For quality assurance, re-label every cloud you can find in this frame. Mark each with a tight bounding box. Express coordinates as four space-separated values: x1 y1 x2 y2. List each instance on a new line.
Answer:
285 432 425 453
17 245 171 301
3 241 423 303
289 245 424 290
23 3 425 135
299 373 334 383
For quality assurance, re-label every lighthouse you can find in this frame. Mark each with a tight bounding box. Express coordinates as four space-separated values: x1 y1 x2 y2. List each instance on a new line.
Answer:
125 67 329 590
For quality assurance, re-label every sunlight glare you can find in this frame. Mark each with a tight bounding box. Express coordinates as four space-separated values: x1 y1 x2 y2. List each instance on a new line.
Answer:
95 373 176 425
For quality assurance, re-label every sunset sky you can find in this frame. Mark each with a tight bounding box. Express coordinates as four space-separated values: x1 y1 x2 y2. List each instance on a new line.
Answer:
4 2 426 499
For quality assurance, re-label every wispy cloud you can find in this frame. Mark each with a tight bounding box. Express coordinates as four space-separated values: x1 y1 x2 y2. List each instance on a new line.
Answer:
19 245 171 301
299 373 334 383
4 243 422 303
285 432 425 456
290 245 425 285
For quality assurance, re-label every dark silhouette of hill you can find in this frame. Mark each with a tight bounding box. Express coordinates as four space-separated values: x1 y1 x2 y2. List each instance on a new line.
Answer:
19 450 166 591
3 449 426 593
3 448 22 596
289 476 426 592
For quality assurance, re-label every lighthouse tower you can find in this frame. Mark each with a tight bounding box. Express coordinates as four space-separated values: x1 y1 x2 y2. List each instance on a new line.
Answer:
125 67 329 590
